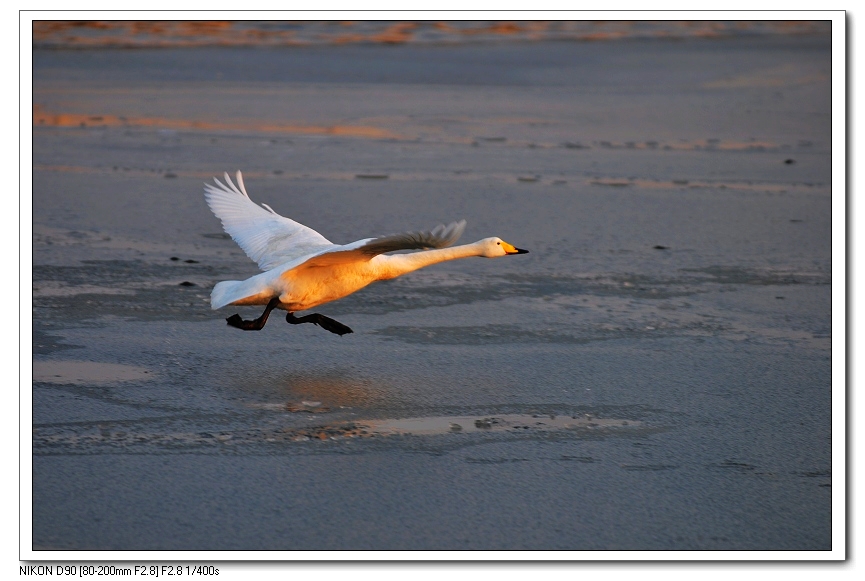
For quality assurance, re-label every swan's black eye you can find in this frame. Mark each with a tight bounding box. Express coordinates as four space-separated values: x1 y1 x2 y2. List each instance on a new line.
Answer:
497 242 501 245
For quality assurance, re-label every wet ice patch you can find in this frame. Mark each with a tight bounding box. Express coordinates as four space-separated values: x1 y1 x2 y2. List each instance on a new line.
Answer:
33 360 154 384
361 413 638 435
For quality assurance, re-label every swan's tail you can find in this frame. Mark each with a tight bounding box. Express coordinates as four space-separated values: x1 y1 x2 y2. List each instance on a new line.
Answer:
211 280 250 310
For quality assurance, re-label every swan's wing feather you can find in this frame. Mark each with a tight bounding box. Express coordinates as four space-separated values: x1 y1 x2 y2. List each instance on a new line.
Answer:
356 220 467 256
204 171 334 271
296 220 467 269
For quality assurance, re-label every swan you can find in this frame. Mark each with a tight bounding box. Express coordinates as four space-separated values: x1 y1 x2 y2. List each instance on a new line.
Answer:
204 171 528 335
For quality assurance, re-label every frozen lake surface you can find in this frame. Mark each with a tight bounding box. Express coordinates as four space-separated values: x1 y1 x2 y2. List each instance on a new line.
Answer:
30 32 832 552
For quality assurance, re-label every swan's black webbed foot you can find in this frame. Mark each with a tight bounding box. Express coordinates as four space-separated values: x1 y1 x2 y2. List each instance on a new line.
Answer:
226 314 248 328
226 298 280 331
286 312 354 336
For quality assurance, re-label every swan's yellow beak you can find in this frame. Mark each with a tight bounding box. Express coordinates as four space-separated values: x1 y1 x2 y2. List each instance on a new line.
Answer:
502 241 529 255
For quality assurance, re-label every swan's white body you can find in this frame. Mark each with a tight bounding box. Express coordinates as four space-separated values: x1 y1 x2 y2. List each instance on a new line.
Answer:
204 171 527 319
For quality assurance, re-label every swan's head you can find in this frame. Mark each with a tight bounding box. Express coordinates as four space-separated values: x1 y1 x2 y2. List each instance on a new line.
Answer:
478 237 529 258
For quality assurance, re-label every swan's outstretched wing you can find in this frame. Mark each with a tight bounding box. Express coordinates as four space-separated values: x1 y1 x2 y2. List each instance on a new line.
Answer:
204 171 334 271
296 220 467 269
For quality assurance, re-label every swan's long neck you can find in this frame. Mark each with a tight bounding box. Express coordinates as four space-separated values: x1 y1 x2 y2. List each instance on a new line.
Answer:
374 241 485 279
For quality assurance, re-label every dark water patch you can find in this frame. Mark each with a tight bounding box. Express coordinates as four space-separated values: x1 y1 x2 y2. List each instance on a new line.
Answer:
620 464 679 471
559 455 598 463
465 457 529 464
33 327 84 355
712 459 758 472
798 469 831 486
707 460 783 480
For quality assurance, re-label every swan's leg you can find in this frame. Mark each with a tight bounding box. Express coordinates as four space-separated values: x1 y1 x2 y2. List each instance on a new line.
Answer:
286 312 354 336
226 297 281 331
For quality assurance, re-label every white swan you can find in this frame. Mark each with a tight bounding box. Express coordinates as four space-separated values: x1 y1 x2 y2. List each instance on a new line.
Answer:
204 171 528 335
